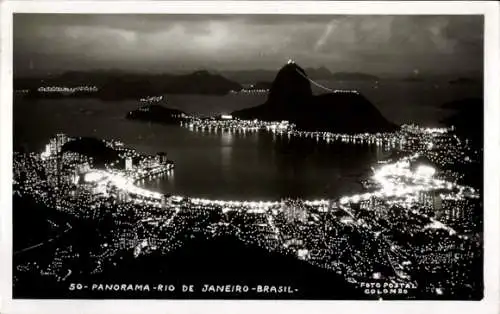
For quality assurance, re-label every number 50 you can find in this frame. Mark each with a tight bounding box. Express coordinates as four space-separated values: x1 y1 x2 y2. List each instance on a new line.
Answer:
69 283 83 290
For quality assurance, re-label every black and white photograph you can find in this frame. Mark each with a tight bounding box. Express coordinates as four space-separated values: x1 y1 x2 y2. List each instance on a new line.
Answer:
2 1 499 313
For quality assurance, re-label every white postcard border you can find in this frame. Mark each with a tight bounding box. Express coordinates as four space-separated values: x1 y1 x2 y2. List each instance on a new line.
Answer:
1 1 498 314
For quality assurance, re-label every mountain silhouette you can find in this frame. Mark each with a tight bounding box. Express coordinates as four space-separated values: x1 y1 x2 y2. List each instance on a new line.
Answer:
232 62 397 134
79 234 371 299
268 62 313 110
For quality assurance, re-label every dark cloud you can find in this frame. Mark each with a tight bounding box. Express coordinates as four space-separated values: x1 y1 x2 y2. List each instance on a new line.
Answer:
13 14 483 76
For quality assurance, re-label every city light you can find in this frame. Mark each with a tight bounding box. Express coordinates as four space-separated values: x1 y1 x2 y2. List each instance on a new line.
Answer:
13 126 482 299
415 165 436 178
37 85 99 93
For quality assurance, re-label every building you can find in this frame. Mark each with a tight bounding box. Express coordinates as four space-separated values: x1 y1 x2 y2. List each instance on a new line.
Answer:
77 161 91 173
418 191 434 207
49 138 58 155
156 152 168 164
433 194 446 220
118 190 130 202
433 193 443 211
55 133 69 152
125 157 133 170
282 199 308 223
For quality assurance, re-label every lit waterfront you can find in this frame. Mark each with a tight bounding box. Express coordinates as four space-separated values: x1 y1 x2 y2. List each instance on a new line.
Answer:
181 116 449 148
13 121 482 298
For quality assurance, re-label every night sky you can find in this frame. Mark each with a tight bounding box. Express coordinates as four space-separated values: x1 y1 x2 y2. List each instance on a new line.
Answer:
14 14 483 77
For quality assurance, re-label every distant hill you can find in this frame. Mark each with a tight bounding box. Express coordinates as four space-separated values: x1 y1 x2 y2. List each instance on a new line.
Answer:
401 76 424 82
97 76 158 100
98 71 241 100
15 70 243 100
232 62 397 134
330 72 379 81
221 68 379 83
164 70 241 95
305 66 334 80
221 69 277 84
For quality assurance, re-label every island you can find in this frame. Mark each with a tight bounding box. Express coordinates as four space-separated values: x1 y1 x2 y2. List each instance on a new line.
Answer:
126 104 189 125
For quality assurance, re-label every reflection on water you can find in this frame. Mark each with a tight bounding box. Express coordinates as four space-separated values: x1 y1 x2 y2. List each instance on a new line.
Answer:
220 131 233 178
14 99 390 200
13 85 481 199
167 170 175 184
221 146 232 173
144 172 175 193
221 130 235 146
